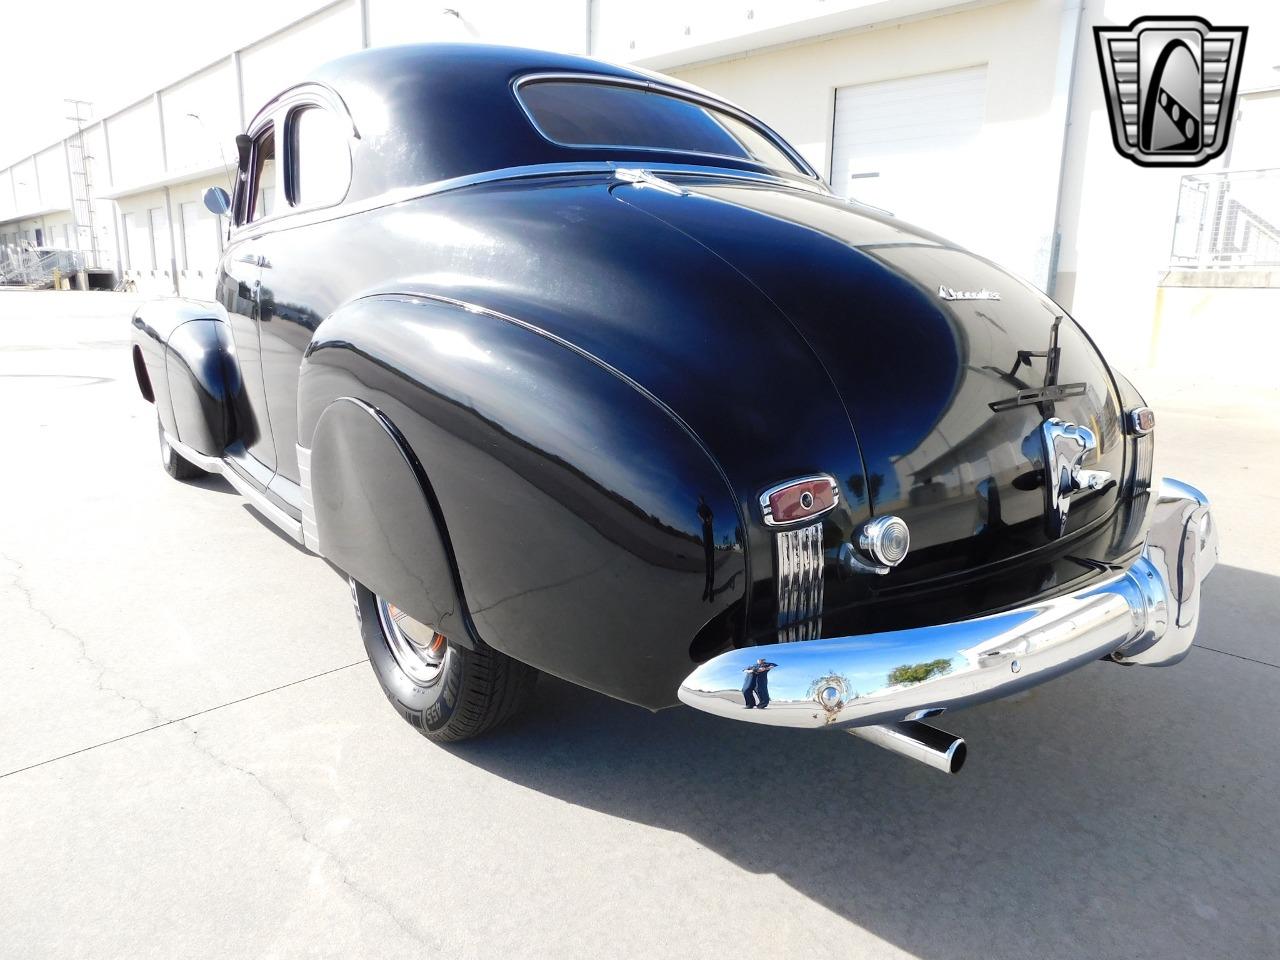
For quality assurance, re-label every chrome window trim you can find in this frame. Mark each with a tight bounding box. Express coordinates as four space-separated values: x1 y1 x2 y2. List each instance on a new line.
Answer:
283 102 354 213
240 118 279 229
234 82 357 233
511 71 821 183
759 473 840 527
247 81 359 141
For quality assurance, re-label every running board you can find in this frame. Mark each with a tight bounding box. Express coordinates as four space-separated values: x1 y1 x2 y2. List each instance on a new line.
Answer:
164 431 306 546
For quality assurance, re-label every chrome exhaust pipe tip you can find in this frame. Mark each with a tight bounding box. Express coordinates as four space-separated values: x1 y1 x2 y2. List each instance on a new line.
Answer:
846 720 967 774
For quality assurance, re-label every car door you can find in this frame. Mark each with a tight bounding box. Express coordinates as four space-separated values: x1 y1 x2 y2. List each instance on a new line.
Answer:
220 121 279 479
254 100 355 488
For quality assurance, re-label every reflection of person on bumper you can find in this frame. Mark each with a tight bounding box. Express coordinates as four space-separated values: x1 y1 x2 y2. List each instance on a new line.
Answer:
742 658 778 708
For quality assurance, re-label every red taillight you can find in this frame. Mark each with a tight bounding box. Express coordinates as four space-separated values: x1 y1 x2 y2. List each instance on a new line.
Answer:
760 475 839 526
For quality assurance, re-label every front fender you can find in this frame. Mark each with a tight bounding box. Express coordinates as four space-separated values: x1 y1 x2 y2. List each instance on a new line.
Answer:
130 299 241 457
298 294 747 709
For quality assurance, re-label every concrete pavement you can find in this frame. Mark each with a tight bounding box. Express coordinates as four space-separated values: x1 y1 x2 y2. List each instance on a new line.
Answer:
1 291 1277 959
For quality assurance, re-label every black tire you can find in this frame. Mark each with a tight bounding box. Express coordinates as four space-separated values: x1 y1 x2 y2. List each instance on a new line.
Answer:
158 417 208 480
352 579 537 742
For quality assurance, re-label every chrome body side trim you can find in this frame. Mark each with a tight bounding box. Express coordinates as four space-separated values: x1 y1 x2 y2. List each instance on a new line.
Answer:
614 167 687 196
226 161 830 245
297 444 320 553
678 476 1217 731
221 465 305 546
161 431 222 473
161 430 307 547
776 521 824 643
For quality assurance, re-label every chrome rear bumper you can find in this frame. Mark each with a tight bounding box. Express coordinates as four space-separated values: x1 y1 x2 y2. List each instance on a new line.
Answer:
678 477 1217 732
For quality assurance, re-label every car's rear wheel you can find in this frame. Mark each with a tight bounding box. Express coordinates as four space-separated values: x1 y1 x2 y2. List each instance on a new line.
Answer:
158 417 208 480
351 579 537 741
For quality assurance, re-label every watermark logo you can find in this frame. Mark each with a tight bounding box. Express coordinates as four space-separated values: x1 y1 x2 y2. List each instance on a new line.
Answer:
1094 16 1247 167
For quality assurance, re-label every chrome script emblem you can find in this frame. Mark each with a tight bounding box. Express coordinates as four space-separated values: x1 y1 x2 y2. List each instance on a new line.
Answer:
1040 418 1111 538
938 284 1000 301
1094 16 1247 167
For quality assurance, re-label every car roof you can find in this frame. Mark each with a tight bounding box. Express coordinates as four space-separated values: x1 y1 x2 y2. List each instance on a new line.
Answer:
251 43 809 204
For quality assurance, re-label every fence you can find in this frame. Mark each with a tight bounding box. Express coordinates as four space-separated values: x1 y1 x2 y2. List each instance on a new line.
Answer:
1170 168 1280 271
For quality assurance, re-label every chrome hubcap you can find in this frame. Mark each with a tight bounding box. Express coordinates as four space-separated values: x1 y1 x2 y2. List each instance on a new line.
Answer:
376 596 446 684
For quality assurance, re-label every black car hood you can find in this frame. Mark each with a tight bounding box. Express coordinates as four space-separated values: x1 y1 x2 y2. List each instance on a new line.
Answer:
617 176 1126 582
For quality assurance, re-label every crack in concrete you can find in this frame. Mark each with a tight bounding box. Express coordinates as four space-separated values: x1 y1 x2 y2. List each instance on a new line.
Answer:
0 660 369 780
184 723 434 950
1 550 428 946
1192 642 1280 669
1 550 161 726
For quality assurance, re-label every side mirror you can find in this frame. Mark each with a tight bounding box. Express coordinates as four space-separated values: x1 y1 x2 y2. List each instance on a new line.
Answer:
203 186 232 217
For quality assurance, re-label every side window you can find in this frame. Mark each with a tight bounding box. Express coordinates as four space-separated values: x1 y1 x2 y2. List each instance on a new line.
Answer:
289 107 350 208
250 126 276 222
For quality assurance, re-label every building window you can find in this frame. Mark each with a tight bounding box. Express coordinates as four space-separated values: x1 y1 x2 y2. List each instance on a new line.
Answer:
289 107 350 208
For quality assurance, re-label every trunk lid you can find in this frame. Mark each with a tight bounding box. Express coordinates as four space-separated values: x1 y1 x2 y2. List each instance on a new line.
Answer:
617 176 1125 585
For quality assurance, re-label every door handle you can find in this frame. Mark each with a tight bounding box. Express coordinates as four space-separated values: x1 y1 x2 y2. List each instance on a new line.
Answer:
235 253 270 268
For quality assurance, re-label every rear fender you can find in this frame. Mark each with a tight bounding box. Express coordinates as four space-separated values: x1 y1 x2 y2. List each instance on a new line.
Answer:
298 294 747 709
306 395 472 649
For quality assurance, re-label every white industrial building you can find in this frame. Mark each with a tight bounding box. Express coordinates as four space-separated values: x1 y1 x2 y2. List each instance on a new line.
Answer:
1 0 1276 377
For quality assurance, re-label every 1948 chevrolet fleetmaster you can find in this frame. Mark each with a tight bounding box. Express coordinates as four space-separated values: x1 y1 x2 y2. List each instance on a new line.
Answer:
131 44 1218 773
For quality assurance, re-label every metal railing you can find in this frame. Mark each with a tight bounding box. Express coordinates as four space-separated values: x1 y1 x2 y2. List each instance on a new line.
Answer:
0 245 86 287
1170 168 1280 270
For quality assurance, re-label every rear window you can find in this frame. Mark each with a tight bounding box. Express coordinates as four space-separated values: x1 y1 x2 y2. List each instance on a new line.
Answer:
517 80 806 177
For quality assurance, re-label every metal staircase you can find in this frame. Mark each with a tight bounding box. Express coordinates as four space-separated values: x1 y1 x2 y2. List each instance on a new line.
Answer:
65 99 102 270
0 244 85 287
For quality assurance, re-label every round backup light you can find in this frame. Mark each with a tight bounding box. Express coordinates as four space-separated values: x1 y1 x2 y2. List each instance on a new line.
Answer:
859 515 911 568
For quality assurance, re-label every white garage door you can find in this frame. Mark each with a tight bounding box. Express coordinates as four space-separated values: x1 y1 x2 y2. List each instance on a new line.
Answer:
830 65 988 243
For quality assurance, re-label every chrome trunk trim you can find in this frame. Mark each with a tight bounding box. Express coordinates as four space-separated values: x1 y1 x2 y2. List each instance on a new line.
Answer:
679 477 1217 731
776 521 824 643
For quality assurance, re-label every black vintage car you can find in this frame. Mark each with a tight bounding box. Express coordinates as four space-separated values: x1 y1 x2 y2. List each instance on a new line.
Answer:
132 44 1217 773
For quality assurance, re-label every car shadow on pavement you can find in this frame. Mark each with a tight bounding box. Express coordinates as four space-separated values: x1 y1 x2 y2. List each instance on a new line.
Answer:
446 563 1280 960
239 503 314 555
183 474 236 495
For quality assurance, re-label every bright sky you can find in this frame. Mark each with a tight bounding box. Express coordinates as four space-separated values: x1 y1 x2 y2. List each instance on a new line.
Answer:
1 0 329 168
